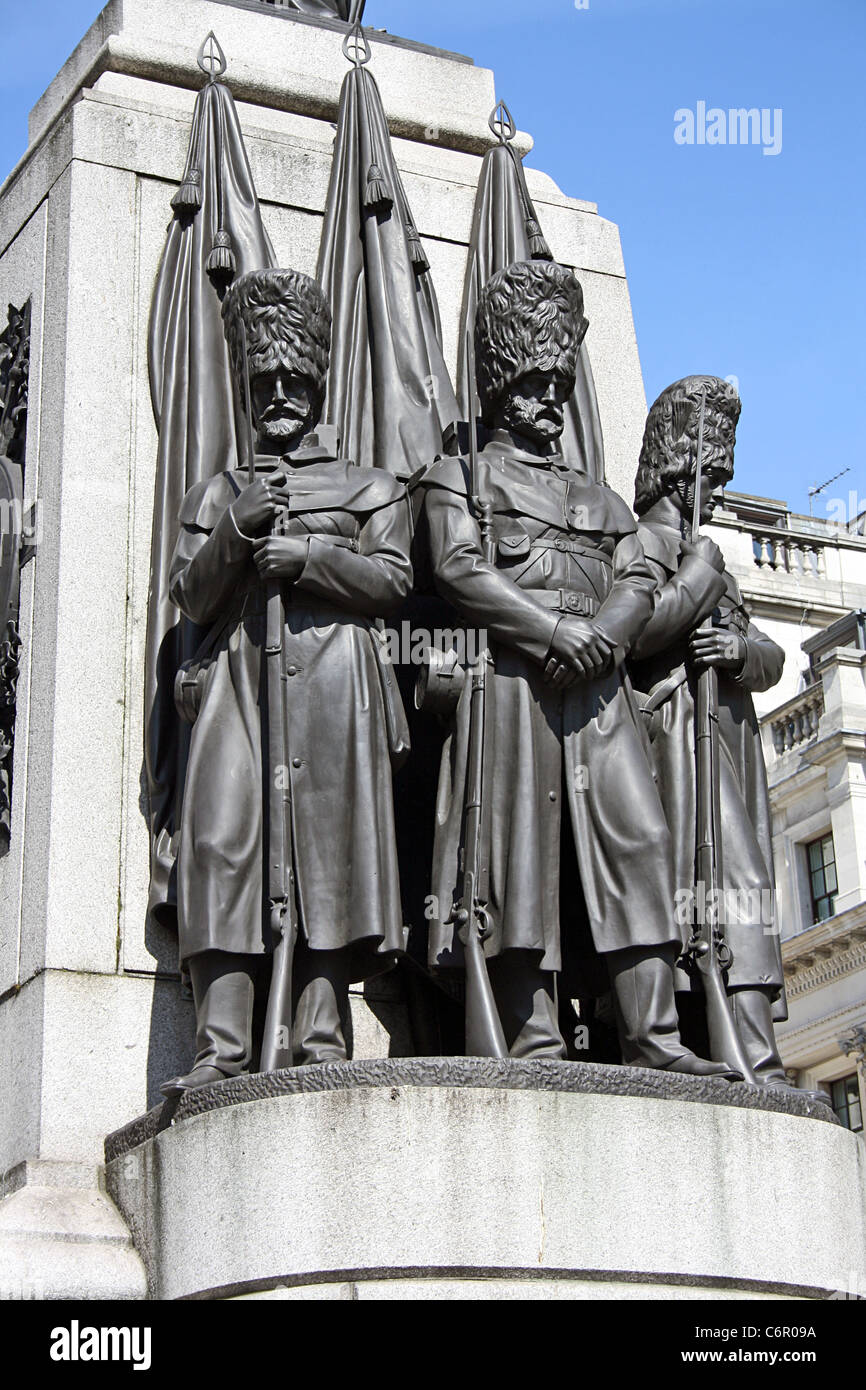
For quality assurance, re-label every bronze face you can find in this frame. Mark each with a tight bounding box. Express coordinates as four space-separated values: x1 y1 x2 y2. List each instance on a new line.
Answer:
250 367 318 454
498 368 574 448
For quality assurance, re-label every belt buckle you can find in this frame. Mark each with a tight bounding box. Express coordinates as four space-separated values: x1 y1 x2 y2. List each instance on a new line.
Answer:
561 589 585 615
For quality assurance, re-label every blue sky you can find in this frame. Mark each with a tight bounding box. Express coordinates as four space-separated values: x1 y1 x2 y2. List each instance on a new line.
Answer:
1 0 864 514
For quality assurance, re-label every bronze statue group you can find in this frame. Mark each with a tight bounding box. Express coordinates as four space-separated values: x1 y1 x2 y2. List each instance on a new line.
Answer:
160 257 819 1110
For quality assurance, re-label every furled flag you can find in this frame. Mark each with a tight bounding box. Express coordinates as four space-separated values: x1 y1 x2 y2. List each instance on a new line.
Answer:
317 27 459 477
277 1 366 18
145 34 275 932
458 102 605 482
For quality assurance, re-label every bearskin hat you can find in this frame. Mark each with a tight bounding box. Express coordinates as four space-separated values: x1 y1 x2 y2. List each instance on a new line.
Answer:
222 268 331 412
474 260 588 426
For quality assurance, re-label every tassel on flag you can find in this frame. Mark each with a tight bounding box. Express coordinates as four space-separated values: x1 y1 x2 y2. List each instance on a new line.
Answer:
206 228 237 279
524 217 552 261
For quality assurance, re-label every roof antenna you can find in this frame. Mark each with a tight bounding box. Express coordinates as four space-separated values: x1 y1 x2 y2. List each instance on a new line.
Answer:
808 466 850 516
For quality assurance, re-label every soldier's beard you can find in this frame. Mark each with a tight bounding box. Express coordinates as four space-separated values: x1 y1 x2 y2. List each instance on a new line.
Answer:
502 395 565 446
258 410 311 448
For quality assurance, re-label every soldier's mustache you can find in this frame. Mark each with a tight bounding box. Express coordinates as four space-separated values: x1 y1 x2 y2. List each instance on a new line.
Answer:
260 419 307 442
262 403 307 423
510 400 562 428
533 409 564 429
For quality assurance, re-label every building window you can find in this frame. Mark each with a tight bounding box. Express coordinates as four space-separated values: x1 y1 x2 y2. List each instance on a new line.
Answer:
806 833 838 922
830 1074 863 1133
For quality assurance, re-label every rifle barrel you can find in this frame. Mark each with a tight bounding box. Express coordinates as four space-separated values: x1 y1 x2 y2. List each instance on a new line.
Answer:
239 317 256 484
689 387 757 1083
458 330 507 1059
259 522 298 1072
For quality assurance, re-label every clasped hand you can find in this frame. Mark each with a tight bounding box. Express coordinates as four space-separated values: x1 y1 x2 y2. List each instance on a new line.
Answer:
680 535 725 573
544 617 613 688
230 471 289 534
689 626 745 672
229 472 308 582
251 535 308 582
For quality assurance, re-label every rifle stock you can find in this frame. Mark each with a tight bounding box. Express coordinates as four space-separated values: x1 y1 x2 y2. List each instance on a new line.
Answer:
692 665 757 1082
456 660 507 1059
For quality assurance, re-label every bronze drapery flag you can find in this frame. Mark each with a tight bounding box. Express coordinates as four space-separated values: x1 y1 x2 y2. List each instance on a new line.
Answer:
458 102 605 483
261 1 366 19
317 27 458 477
145 35 275 931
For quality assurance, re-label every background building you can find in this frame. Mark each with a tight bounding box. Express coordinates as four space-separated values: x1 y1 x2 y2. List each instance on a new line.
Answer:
708 493 866 1137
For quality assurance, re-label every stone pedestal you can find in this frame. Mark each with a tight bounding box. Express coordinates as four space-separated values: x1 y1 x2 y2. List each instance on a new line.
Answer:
0 1161 145 1301
106 1061 866 1301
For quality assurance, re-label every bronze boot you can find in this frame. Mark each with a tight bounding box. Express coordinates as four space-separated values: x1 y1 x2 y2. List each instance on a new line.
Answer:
161 950 255 1098
609 945 741 1080
729 988 830 1107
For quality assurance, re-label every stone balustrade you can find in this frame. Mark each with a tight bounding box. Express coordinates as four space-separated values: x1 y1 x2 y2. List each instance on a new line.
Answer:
768 683 825 755
752 530 827 579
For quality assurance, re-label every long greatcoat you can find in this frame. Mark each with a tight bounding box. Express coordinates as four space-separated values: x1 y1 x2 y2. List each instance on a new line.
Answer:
629 520 786 1008
169 443 412 978
419 438 679 974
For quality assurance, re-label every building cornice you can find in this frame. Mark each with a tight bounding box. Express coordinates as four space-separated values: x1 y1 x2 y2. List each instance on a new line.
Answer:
776 1000 866 1068
783 902 866 998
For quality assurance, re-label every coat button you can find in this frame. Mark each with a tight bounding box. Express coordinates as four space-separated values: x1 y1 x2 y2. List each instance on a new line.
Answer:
555 537 568 552
292 757 303 769
549 791 557 802
287 666 298 676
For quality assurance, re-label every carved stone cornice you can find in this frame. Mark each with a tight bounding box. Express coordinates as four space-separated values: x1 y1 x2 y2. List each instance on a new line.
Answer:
782 904 866 999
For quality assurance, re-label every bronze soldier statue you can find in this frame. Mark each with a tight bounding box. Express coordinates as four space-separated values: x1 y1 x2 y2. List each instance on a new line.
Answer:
161 269 412 1096
417 262 735 1076
629 376 813 1100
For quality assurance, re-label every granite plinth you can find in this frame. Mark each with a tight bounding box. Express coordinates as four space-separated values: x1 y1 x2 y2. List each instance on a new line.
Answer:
105 1059 866 1302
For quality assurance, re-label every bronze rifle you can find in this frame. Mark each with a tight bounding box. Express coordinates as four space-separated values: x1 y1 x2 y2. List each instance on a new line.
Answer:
238 322 298 1073
689 387 756 1083
453 332 508 1059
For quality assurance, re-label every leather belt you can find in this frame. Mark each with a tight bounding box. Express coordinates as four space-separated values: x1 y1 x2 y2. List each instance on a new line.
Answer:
522 588 600 617
283 532 359 552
